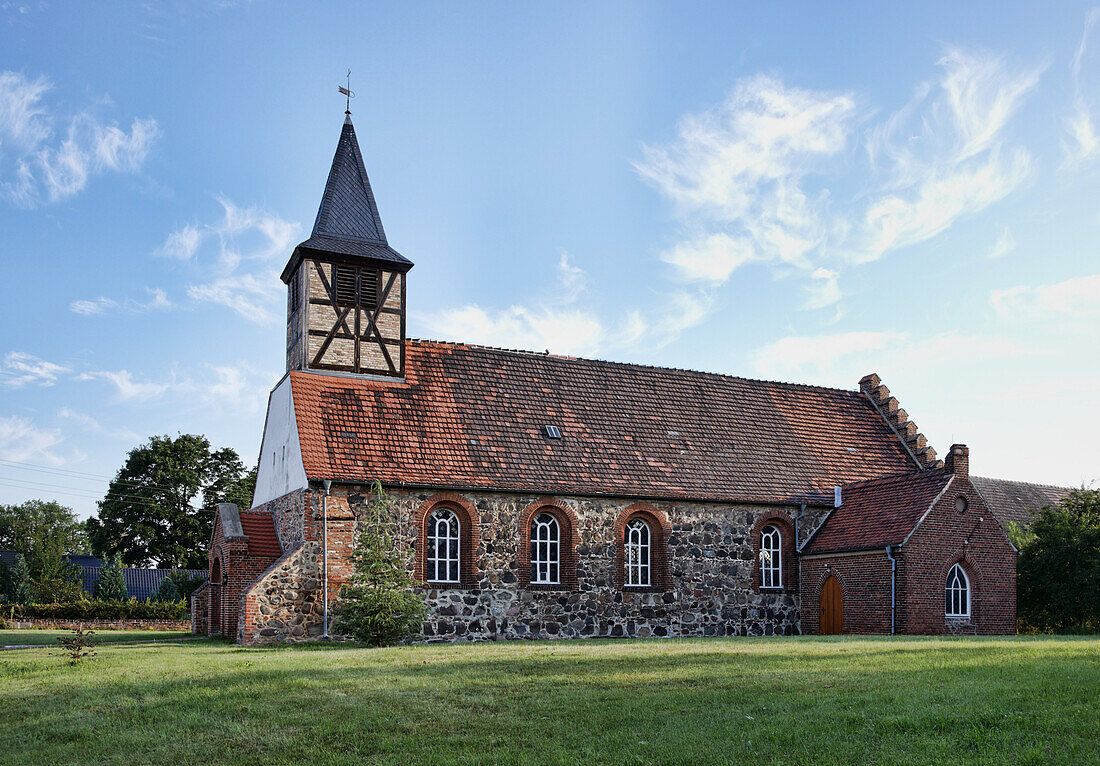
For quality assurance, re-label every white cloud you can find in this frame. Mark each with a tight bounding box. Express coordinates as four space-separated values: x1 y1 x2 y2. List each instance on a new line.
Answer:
0 351 69 387
0 415 64 465
854 49 1041 262
156 224 204 260
751 330 1028 388
1064 8 1100 165
186 272 283 324
990 273 1100 320
69 288 173 316
802 268 841 310
57 407 141 443
661 233 756 284
985 228 1016 259
0 71 160 207
78 369 172 402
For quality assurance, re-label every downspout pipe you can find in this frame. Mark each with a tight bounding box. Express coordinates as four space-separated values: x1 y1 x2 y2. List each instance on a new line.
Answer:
794 502 806 612
322 479 331 639
886 544 897 635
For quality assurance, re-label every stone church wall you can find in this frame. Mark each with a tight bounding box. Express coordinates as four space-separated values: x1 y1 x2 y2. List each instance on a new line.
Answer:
239 483 829 644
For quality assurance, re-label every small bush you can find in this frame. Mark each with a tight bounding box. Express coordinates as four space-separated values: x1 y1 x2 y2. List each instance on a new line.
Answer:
93 554 128 601
56 626 96 665
1 598 187 621
334 482 427 646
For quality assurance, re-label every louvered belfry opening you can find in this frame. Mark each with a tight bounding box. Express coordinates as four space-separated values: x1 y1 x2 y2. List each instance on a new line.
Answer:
334 264 380 310
282 114 413 379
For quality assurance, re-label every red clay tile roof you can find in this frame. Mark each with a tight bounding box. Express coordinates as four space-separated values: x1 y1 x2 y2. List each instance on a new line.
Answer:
803 469 953 554
238 511 282 557
288 340 919 504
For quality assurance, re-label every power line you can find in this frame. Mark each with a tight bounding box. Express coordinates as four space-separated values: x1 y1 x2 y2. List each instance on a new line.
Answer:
0 458 203 494
0 477 181 510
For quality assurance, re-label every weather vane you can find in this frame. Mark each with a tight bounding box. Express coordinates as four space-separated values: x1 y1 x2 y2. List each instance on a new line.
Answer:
338 69 355 115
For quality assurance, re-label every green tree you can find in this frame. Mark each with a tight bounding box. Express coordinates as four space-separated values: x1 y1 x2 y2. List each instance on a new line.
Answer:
85 435 256 569
94 554 128 601
1017 488 1100 633
0 500 85 592
9 554 34 605
334 483 427 645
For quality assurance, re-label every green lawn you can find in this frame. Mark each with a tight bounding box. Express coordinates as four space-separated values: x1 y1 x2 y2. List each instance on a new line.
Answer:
0 629 196 647
1 636 1097 765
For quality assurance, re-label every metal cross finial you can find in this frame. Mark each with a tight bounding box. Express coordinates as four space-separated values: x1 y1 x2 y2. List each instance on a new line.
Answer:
338 70 355 115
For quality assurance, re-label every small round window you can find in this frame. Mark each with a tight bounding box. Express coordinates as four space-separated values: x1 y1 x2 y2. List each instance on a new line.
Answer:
955 495 968 514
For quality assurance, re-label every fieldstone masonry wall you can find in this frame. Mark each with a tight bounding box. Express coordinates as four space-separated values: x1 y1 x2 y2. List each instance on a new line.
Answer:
237 483 830 644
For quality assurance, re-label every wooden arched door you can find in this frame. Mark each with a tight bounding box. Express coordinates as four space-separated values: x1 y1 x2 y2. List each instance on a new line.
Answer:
820 576 843 635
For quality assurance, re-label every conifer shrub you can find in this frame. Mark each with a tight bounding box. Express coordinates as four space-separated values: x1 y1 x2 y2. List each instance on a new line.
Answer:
334 482 427 646
93 554 128 601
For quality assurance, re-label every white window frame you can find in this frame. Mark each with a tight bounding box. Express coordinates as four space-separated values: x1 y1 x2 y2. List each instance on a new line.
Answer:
945 563 971 618
529 512 561 585
624 518 651 587
427 508 461 583
760 524 782 588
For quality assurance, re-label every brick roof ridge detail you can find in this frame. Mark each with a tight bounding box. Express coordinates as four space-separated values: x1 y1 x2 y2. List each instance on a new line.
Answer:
858 373 941 470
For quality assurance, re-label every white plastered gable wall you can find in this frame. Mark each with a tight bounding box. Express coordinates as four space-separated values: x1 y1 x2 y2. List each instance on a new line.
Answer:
252 375 308 507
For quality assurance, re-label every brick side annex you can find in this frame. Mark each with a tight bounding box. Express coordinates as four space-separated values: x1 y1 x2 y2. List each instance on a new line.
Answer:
192 115 1041 644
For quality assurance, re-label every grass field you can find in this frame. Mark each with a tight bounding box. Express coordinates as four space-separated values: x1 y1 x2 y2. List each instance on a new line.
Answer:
1 636 1097 765
0 629 196 647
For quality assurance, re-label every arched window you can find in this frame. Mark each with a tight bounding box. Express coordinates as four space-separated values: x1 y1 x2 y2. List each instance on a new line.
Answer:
530 512 560 584
426 508 461 583
760 525 782 588
624 518 651 587
945 563 970 618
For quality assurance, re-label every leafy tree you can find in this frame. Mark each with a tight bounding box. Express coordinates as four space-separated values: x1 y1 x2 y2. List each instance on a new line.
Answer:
9 554 34 605
86 434 256 569
93 554 128 601
334 483 427 645
0 500 86 586
1017 488 1100 633
151 571 207 603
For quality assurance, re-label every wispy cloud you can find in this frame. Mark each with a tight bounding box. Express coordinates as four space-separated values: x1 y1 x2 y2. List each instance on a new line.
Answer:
155 223 204 260
990 272 1100 320
69 287 173 316
77 369 173 402
635 47 1041 319
76 362 274 413
0 351 69 387
0 71 159 207
984 228 1016 259
1064 8 1100 165
186 273 283 324
0 415 64 465
751 329 1030 388
57 407 141 443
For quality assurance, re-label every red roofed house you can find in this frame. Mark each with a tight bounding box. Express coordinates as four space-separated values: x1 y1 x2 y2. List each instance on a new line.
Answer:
192 114 1038 643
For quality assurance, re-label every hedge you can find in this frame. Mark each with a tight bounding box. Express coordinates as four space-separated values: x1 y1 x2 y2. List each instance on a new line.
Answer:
0 598 187 620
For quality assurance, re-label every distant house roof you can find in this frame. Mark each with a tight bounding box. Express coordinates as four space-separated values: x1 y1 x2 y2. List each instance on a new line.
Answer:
971 476 1071 532
803 469 953 554
0 550 17 569
287 340 921 505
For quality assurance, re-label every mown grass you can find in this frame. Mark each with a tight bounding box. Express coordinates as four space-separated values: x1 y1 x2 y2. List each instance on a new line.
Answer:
0 636 1097 765
0 630 196 647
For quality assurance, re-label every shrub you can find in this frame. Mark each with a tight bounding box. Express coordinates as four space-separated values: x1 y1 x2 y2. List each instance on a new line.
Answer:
32 578 84 604
151 572 206 603
334 482 427 646
8 554 34 605
94 554 128 601
57 626 96 665
1 598 187 621
1017 488 1100 634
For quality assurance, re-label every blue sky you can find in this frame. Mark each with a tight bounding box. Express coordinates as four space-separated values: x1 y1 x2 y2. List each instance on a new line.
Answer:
2 1 1098 519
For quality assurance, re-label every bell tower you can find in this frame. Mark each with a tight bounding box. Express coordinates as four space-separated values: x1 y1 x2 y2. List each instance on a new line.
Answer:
281 114 412 378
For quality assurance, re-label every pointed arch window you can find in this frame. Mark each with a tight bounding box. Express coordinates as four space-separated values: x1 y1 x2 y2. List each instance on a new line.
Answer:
624 518 651 587
529 513 560 585
945 564 971 618
760 525 782 588
426 508 461 583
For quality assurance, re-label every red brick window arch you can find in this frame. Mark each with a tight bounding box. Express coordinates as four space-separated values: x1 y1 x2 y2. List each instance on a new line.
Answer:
518 499 579 590
414 494 480 588
751 513 796 592
613 504 671 591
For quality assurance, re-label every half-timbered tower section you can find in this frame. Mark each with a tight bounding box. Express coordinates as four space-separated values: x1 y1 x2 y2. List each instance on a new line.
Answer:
281 115 411 378
197 115 1036 644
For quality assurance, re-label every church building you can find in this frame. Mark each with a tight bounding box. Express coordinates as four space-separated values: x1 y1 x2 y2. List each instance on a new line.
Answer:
191 113 1050 644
